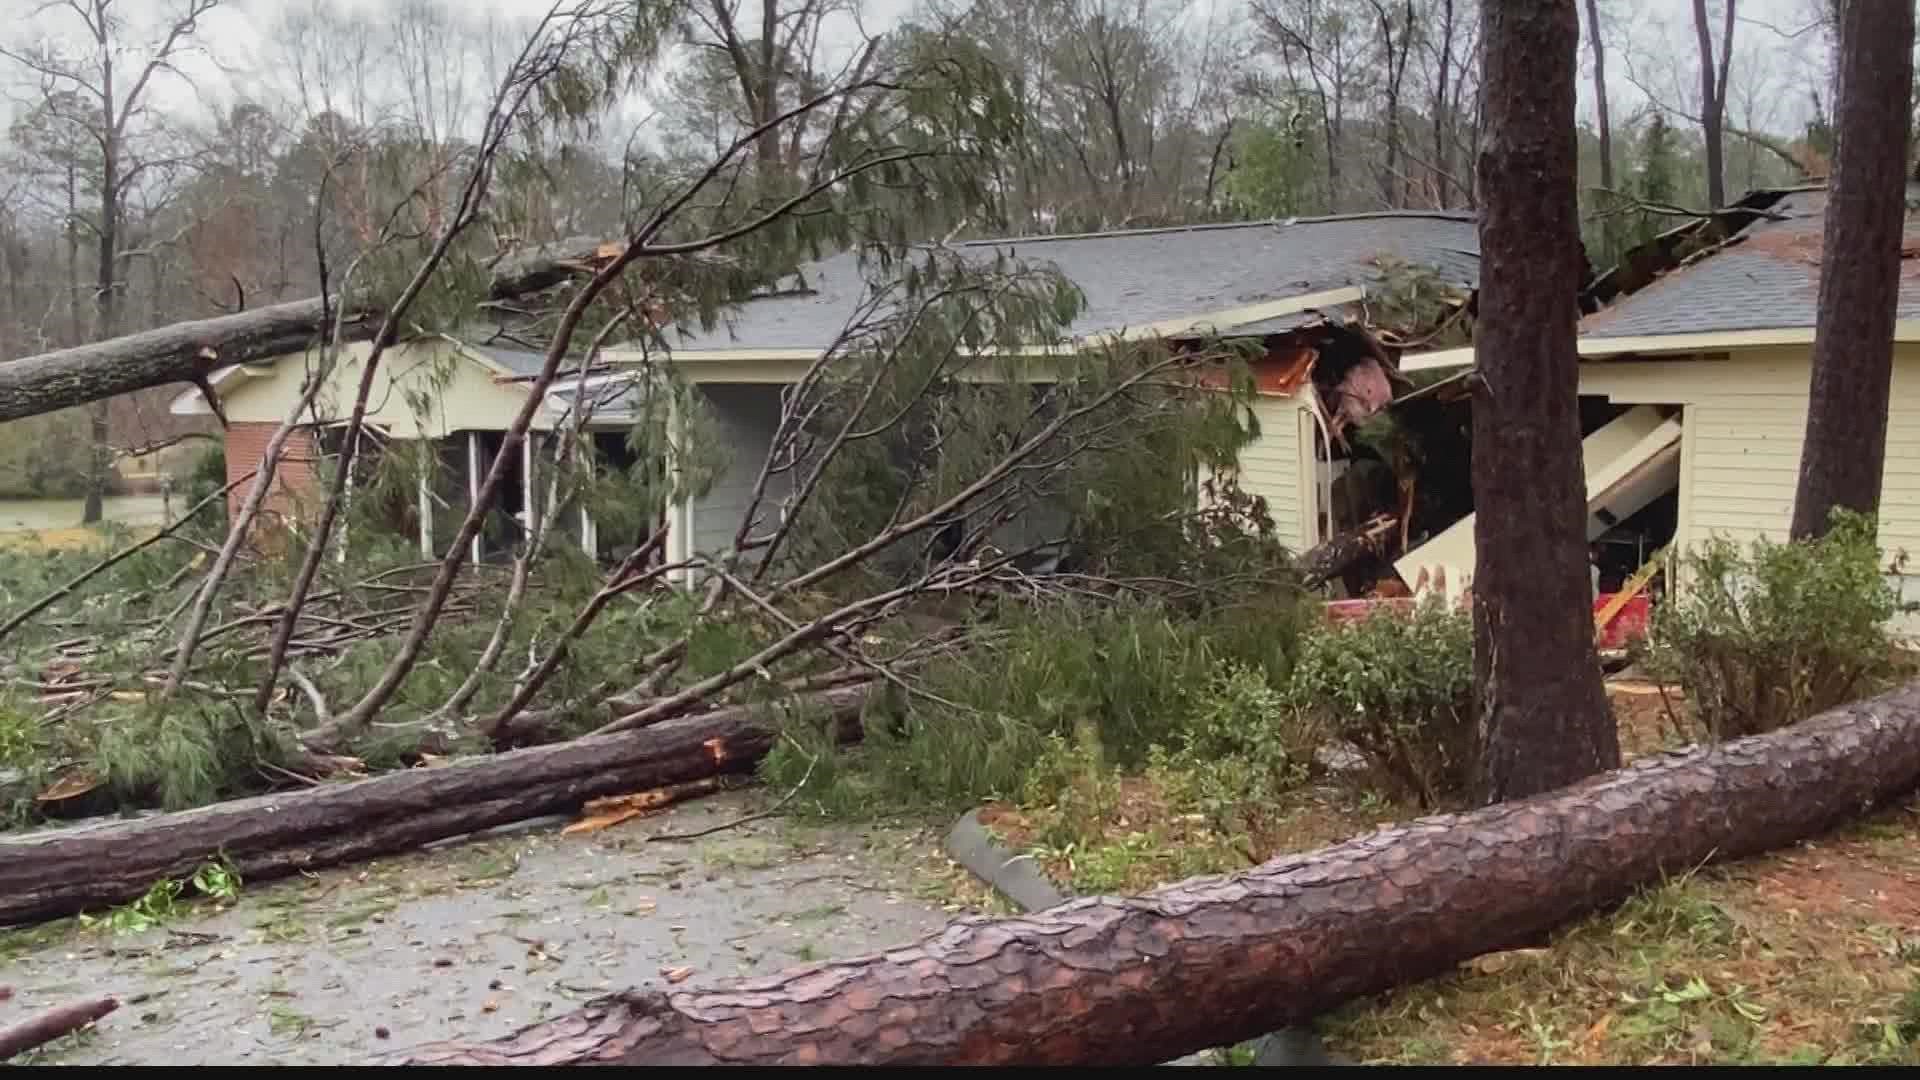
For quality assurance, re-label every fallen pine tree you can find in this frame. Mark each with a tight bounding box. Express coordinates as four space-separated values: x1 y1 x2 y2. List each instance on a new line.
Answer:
373 679 1920 1066
0 683 876 927
0 238 714 424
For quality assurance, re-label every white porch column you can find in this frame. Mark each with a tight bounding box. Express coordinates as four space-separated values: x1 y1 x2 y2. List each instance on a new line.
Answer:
665 390 693 588
417 462 432 558
467 432 483 564
578 434 598 557
520 432 536 535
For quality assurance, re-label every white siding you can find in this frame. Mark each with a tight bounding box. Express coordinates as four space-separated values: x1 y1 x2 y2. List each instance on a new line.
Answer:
1580 346 1920 630
1233 395 1312 551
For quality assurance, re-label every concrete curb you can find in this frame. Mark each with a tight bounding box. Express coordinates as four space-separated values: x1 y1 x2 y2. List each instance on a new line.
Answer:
943 808 1340 1067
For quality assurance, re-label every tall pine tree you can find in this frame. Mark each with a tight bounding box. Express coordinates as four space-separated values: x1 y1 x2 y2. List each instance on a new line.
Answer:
1790 0 1915 539
1471 0 1620 803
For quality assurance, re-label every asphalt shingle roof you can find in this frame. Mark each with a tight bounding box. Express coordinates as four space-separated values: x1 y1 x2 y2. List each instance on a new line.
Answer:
1582 184 1920 339
658 212 1481 354
467 345 550 377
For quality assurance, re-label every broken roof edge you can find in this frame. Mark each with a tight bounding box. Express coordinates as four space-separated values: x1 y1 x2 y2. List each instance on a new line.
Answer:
1580 181 1828 306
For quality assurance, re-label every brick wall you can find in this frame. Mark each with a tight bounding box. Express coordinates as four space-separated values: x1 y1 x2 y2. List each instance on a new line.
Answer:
225 422 322 527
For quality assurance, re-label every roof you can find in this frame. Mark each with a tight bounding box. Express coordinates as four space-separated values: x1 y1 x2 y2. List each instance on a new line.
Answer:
658 212 1482 355
466 345 551 377
1581 183 1920 340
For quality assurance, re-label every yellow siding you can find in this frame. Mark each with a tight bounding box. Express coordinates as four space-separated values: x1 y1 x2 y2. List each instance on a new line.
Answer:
212 340 543 438
1578 345 1920 610
1235 395 1310 551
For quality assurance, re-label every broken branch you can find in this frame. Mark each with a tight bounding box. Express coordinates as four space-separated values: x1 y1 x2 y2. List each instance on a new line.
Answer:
0 996 118 1061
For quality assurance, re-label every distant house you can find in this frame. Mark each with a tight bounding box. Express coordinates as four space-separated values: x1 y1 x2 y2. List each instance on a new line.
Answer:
174 211 1485 573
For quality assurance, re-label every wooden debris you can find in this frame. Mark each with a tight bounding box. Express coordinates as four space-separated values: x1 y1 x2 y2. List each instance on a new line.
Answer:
0 996 119 1061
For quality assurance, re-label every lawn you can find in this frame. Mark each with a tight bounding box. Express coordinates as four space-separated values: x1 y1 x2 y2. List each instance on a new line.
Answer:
978 679 1920 1066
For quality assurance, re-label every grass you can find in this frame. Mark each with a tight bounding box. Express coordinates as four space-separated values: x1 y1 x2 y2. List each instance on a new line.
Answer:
971 677 1920 1066
1318 799 1920 1065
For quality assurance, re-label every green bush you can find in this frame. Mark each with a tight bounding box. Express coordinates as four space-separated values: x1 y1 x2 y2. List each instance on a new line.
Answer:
1641 510 1912 740
1144 661 1316 835
182 443 228 511
759 594 1312 815
1287 598 1474 808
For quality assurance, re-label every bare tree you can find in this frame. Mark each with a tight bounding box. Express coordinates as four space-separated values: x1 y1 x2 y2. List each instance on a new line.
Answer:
1691 0 1735 207
1471 0 1619 802
1585 0 1614 191
1790 0 1915 539
1366 0 1416 206
0 0 219 523
1251 0 1368 212
670 0 879 176
1426 0 1464 206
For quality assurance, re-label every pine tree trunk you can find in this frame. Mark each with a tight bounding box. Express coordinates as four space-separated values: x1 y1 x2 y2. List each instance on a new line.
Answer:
1469 0 1619 804
0 685 875 927
0 298 358 424
1790 0 1915 540
376 679 1920 1067
0 239 678 425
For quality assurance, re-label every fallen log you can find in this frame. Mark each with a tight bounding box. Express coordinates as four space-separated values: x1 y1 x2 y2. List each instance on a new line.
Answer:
0 683 876 927
0 240 720 424
1298 513 1399 587
377 680 1920 1066
0 996 118 1061
0 299 361 423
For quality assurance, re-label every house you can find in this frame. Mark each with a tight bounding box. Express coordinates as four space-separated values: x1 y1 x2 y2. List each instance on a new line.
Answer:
1349 182 1920 620
173 211 1485 572
169 335 656 563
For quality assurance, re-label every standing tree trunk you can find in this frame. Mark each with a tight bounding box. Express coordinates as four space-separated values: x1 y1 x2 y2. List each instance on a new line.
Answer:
1470 0 1618 804
1370 0 1414 208
1789 0 1915 540
1585 0 1613 191
1691 0 1734 209
1431 0 1457 207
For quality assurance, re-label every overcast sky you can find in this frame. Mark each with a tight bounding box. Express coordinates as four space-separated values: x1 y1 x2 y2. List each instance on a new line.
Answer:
1 0 1842 163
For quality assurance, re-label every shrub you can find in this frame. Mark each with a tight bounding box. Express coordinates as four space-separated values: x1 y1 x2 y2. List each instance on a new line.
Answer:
1286 598 1474 808
1641 510 1912 740
758 593 1313 815
1163 661 1315 813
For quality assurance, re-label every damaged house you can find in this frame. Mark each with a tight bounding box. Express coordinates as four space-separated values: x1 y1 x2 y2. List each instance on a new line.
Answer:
173 211 1484 577
1282 180 1920 640
166 180 1920 641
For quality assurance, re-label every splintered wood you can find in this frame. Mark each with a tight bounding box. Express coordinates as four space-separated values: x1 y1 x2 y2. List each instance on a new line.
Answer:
562 776 735 836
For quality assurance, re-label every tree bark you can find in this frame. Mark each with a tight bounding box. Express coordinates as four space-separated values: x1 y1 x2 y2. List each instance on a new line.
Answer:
1691 0 1733 209
1298 514 1398 587
0 238 668 425
0 297 364 424
1431 0 1457 207
0 997 118 1061
1790 0 1915 540
1470 0 1618 804
1585 0 1613 191
0 684 876 927
376 679 1920 1067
